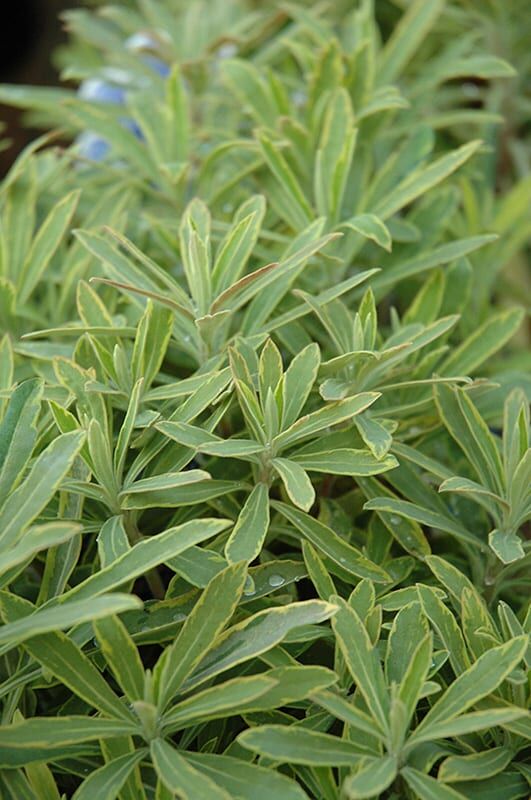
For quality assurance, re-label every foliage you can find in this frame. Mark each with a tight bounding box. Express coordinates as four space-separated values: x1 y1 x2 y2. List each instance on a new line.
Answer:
0 1 529 797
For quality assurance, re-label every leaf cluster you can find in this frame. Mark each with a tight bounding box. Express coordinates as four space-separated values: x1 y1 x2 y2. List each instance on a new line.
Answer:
0 1 529 798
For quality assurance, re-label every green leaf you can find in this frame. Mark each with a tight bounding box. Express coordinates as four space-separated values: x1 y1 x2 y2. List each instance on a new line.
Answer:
374 142 481 220
222 59 279 129
0 717 137 768
166 665 336 731
114 378 144 481
331 596 389 733
386 602 429 686
302 541 336 600
440 308 525 376
402 767 467 800
156 561 248 709
368 236 496 298
282 342 320 428
272 457 315 511
363 497 485 552
274 392 380 451
293 449 398 477
19 190 80 303
0 591 141 648
225 483 270 563
434 384 504 494
72 751 146 800
431 55 516 82
127 465 247 498
212 196 266 293
151 738 232 800
183 752 309 800
398 634 433 726
57 518 231 603
408 637 528 746
312 689 385 741
182 600 336 691
411 708 527 741
0 378 42 504
0 595 137 722
342 755 398 799
344 214 392 252
238 725 364 766
378 0 444 83
93 615 145 703
163 674 276 729
257 131 313 230
314 88 356 222
0 430 85 549
358 478 431 557
97 516 130 568
438 747 513 783
1 521 82 577
488 529 525 564
121 469 213 497
132 302 174 391
274 502 390 582
355 415 393 459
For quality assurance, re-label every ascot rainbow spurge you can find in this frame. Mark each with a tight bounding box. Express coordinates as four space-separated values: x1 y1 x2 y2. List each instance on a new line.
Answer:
0 0 529 798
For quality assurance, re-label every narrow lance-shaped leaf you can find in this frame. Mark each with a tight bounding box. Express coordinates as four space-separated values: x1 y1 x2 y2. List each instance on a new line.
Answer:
19 190 80 303
331 596 389 734
151 739 232 800
225 483 270 564
0 593 139 722
274 501 390 583
0 431 85 549
238 725 364 766
182 600 337 692
342 755 398 799
93 615 145 703
0 378 42 504
407 636 528 746
272 458 315 511
0 717 138 768
156 561 248 709
72 751 146 800
56 518 232 603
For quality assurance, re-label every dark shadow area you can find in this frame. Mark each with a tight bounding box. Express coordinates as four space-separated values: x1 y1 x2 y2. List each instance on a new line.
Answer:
0 0 80 174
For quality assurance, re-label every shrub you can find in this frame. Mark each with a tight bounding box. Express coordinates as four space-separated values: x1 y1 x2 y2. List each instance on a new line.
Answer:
0 1 529 798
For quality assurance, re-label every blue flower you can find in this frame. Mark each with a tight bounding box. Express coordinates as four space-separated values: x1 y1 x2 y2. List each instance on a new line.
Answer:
75 32 170 161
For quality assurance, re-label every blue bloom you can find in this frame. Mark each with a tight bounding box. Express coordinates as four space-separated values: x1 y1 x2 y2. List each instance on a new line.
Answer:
75 32 170 161
78 78 126 105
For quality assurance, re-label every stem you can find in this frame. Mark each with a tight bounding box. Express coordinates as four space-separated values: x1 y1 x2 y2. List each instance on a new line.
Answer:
123 513 165 600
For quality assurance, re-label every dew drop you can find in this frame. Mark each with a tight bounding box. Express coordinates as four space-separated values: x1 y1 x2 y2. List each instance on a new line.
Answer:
390 515 400 525
462 81 480 98
217 43 238 60
291 90 307 107
408 426 422 436
140 625 150 632
268 574 285 588
172 612 186 622
339 558 347 564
